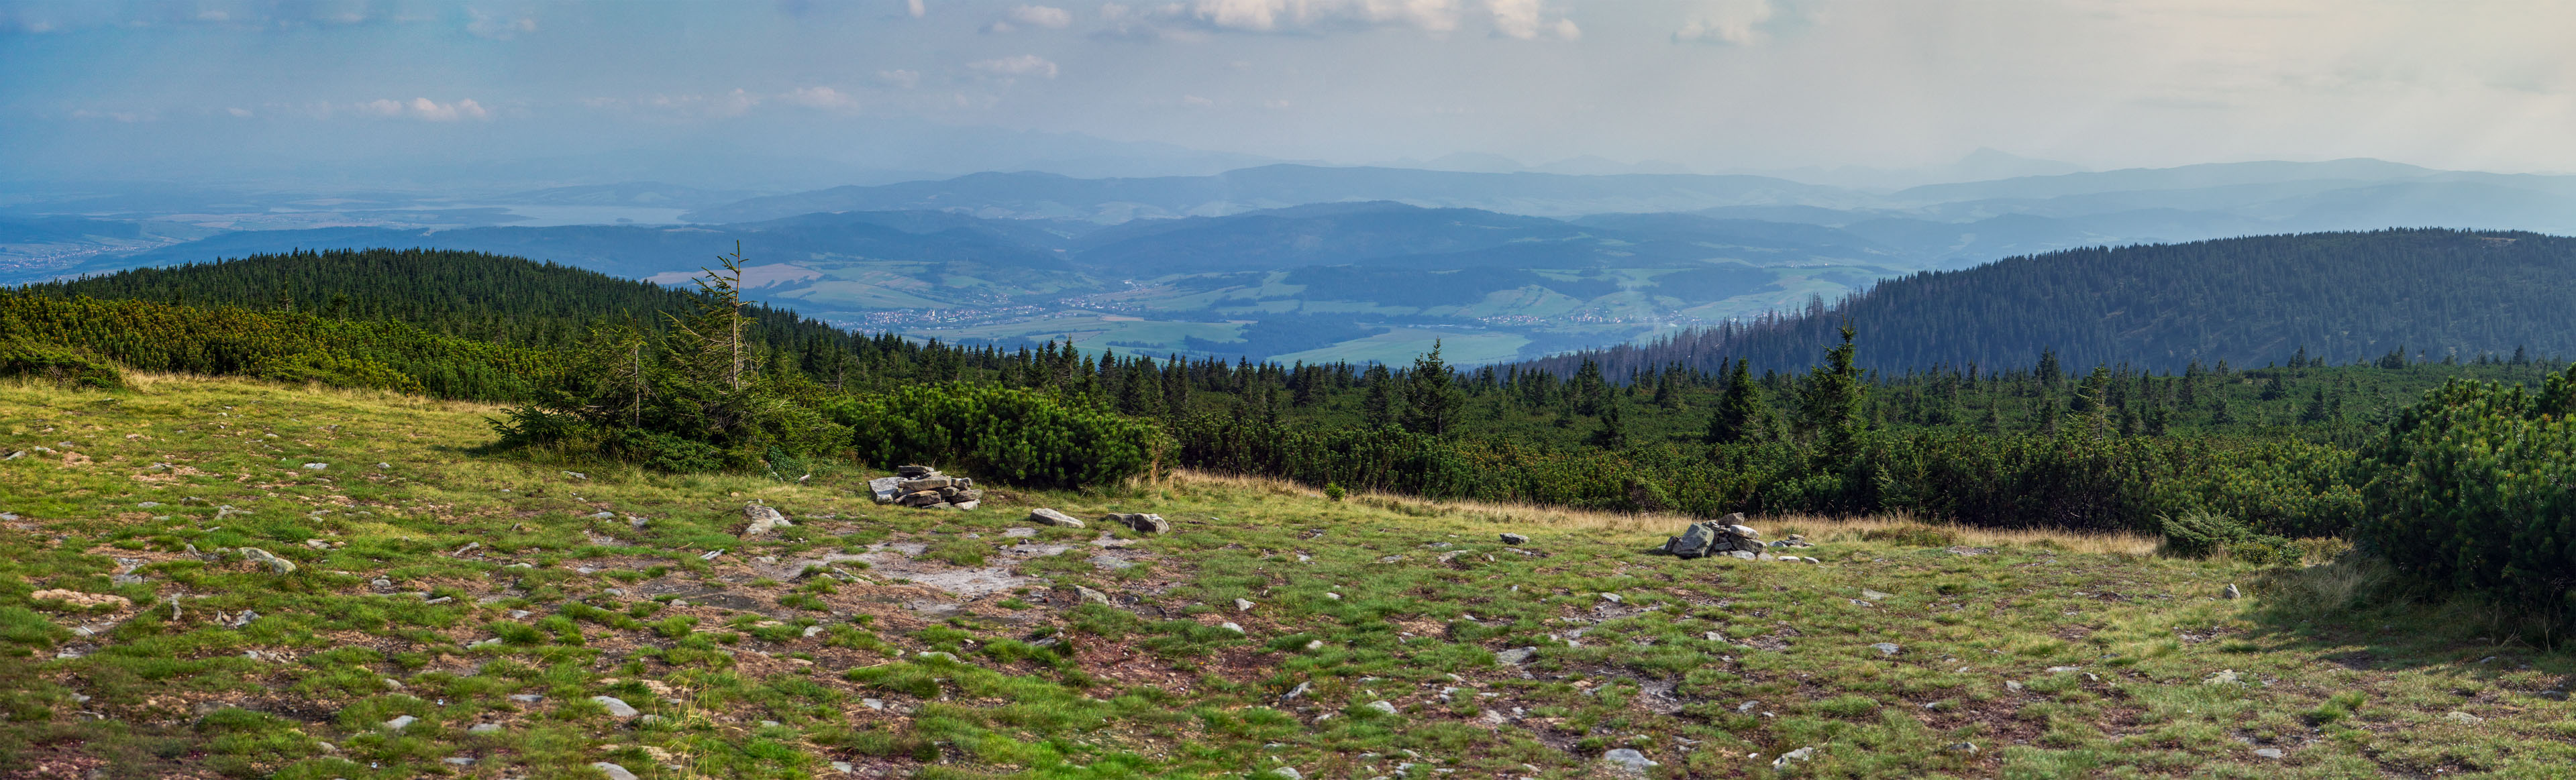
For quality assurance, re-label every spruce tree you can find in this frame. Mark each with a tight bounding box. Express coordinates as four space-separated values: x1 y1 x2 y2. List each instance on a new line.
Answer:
1400 341 1462 435
1706 358 1763 443
1361 363 1400 428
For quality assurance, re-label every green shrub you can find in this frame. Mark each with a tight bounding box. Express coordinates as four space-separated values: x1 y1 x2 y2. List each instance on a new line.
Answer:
0 337 125 390
827 382 1161 490
2356 368 2576 613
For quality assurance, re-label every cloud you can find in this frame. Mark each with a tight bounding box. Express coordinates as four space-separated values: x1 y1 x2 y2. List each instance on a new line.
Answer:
784 85 860 110
466 9 536 40
989 4 1072 32
68 109 155 122
226 107 253 117
358 97 491 121
970 54 1060 79
1673 0 1775 45
1484 0 1575 40
1184 0 1462 34
877 69 924 89
907 0 926 18
1182 94 1216 107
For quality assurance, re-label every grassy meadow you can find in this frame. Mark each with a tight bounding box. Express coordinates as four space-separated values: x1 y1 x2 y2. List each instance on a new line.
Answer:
0 375 2570 779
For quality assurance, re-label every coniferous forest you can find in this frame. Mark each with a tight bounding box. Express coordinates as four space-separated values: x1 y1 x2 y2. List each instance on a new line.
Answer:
7 239 2575 613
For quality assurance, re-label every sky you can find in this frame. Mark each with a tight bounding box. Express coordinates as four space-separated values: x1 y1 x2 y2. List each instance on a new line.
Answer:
4 0 2575 187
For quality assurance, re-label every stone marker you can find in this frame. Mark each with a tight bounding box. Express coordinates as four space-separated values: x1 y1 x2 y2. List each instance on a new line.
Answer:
741 503 792 536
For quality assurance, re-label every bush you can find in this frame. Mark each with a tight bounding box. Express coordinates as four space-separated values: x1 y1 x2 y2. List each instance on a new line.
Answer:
2356 369 2576 614
0 337 125 390
827 382 1160 490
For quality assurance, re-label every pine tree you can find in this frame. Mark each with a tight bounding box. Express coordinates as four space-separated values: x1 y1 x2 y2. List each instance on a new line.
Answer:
1706 358 1763 443
1588 390 1627 449
1400 341 1461 436
1361 363 1400 428
1798 325 1867 455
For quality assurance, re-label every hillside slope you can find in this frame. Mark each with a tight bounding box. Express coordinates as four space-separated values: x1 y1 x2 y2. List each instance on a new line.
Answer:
1518 228 2576 377
1 376 2569 778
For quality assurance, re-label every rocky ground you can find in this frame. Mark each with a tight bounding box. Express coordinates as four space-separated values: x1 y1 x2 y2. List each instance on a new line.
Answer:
0 375 2571 779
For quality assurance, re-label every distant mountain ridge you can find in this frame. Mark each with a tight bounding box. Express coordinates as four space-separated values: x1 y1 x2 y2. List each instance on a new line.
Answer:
1513 229 2576 378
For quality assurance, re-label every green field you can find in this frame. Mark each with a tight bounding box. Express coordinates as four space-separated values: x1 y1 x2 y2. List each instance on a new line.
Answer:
3 375 2569 779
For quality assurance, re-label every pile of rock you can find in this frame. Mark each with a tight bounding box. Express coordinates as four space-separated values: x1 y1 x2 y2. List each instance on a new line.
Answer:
1661 512 1812 560
869 465 982 510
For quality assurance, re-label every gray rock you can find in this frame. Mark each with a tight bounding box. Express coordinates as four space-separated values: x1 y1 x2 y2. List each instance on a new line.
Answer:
564 471 587 480
384 715 418 731
896 490 946 508
950 500 981 510
592 762 641 780
1219 622 1245 634
238 547 297 575
1602 748 1657 772
832 761 856 774
1028 508 1086 528
1494 647 1537 665
1364 700 1398 716
1663 522 1719 559
591 696 639 717
590 511 616 519
507 693 544 703
443 756 475 766
915 651 960 663
1871 643 1902 657
1114 513 1172 534
1269 768 1303 780
2253 748 2283 759
2444 710 2483 724
1861 589 1892 600
301 463 327 470
1946 742 1978 754
468 723 503 734
868 476 903 504
1599 592 1622 604
1726 551 1757 560
741 503 792 536
1499 533 1529 545
1771 746 1816 770
1282 681 1310 701
895 465 936 478
1075 586 1111 605
1235 598 1255 612
2223 583 2243 600
136 501 162 508
375 462 390 469
897 476 954 493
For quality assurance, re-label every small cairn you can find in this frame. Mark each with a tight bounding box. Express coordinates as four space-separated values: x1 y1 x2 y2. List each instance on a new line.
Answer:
1661 512 1771 559
868 465 982 510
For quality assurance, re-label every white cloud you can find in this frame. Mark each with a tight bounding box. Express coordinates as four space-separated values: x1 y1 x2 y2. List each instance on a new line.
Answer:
907 0 927 17
358 98 491 121
1673 0 1775 45
785 86 860 110
1186 0 1462 34
1182 94 1216 107
878 69 924 89
226 107 253 117
970 54 1060 79
1484 0 1575 40
1009 4 1073 27
466 9 536 40
68 109 154 122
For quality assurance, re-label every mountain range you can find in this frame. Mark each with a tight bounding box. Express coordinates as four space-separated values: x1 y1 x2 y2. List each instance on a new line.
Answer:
11 157 2576 366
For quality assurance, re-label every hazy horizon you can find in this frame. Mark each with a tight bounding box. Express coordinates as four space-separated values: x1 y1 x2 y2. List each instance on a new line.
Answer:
7 0 2576 191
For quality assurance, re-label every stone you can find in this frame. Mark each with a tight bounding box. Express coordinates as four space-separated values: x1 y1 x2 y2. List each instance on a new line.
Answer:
468 723 503 734
384 715 418 731
950 500 981 510
1028 508 1086 528
1871 643 1902 657
1269 768 1303 779
1075 586 1111 605
592 695 639 717
1281 681 1310 701
2223 583 2243 600
375 462 391 469
1663 522 1719 559
868 476 903 504
741 503 792 535
301 463 328 470
896 490 946 508
1364 700 1398 716
238 548 297 575
592 762 641 780
1945 742 1978 754
590 511 616 519
1599 592 1622 604
1499 533 1529 545
1726 551 1757 560
804 625 827 638
443 756 475 766
1771 746 1816 770
2203 669 2241 686
1494 647 1537 665
2253 748 2284 759
1220 622 1245 634
564 470 588 480
1235 598 1255 612
508 693 544 703
915 651 960 662
2005 680 2024 691
897 476 954 493
896 465 936 478
1601 748 1657 772
136 501 162 508
2444 710 2483 724
1115 513 1172 534
1861 590 1892 600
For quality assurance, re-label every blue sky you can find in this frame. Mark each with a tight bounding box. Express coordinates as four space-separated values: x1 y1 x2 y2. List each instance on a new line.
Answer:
5 0 2573 186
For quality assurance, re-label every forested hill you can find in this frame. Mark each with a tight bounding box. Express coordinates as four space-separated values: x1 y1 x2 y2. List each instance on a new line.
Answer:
1520 228 2576 378
13 247 870 353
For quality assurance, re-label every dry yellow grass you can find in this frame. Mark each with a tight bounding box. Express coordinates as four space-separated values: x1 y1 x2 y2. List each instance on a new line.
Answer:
1166 467 2163 555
